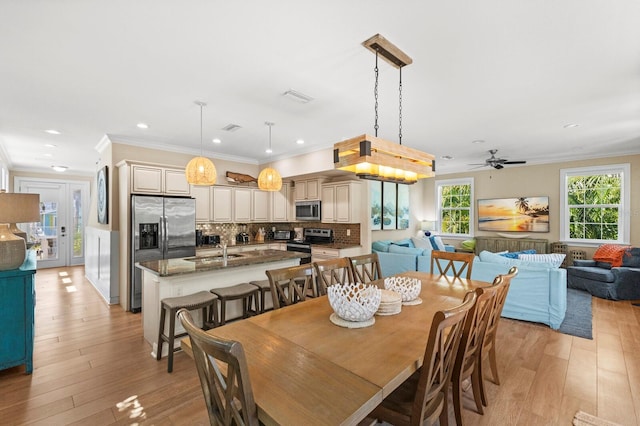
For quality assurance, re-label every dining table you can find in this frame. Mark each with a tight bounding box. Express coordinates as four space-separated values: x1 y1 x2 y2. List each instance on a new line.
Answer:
181 271 490 426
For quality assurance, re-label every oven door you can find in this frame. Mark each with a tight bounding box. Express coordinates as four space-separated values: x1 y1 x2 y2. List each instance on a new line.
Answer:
286 242 312 264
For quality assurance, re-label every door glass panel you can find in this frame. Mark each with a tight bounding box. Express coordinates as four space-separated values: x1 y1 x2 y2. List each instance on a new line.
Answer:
31 200 59 261
72 189 83 258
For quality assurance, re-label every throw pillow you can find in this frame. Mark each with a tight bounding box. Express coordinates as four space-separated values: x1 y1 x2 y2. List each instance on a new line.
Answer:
372 240 392 253
500 249 537 259
593 244 628 267
479 250 555 269
392 238 414 248
622 247 640 268
518 253 565 268
429 236 446 251
411 237 432 250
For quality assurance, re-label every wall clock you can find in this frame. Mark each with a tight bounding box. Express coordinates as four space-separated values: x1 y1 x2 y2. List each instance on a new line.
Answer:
97 166 108 224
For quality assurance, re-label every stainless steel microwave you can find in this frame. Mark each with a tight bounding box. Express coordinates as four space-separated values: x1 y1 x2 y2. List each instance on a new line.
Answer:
295 200 321 221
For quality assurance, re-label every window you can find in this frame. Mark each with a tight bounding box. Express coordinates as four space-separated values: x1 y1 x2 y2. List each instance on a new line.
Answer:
560 164 630 244
436 178 473 237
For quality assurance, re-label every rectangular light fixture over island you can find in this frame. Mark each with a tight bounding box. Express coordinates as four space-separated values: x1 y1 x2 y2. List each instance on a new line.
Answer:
334 34 436 184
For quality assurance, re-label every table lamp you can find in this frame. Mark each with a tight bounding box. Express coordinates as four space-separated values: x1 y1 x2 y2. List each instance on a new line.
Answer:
0 192 41 270
420 220 436 236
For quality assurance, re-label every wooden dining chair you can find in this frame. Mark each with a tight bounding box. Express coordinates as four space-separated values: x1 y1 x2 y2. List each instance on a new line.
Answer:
313 257 356 296
177 309 260 426
478 266 517 407
348 253 382 284
369 291 477 426
431 250 476 279
265 264 316 309
451 280 500 425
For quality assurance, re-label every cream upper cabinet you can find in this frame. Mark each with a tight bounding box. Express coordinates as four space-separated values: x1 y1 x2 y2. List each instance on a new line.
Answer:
131 164 190 195
321 181 362 223
294 178 323 201
191 185 211 222
212 186 233 222
234 188 252 222
252 189 269 222
271 182 290 222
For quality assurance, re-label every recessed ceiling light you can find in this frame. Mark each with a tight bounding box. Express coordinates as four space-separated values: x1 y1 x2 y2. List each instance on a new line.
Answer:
265 148 273 154
51 165 68 172
212 138 221 144
296 139 305 145
43 153 53 157
45 144 57 148
564 123 579 129
137 123 149 129
441 155 454 160
471 139 485 144
45 129 61 135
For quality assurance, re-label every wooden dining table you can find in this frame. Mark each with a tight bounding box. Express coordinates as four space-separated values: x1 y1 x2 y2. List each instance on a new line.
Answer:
181 271 490 426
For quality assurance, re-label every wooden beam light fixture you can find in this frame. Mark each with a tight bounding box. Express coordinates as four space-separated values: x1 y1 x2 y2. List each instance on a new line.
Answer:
334 34 435 184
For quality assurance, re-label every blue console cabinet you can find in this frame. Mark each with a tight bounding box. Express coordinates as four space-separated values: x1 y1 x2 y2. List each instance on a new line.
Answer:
0 250 36 374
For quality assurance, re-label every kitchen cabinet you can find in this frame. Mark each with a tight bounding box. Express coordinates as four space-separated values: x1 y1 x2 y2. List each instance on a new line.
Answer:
0 252 36 374
321 181 362 223
191 185 211 222
131 164 190 195
212 186 233 222
234 188 252 222
294 178 323 201
252 189 270 222
311 246 362 263
271 182 290 222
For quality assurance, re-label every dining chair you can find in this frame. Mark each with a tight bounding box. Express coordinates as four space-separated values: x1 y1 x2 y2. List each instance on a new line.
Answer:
478 266 517 407
369 291 477 426
177 309 260 426
313 257 355 296
451 279 500 425
265 264 316 309
431 250 476 279
348 253 382 284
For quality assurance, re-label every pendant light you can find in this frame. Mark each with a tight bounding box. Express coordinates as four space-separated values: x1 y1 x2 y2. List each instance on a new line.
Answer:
257 121 283 191
185 101 217 186
333 34 436 184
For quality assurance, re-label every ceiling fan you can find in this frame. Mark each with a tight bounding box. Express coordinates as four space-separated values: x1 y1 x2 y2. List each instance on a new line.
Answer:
470 149 527 170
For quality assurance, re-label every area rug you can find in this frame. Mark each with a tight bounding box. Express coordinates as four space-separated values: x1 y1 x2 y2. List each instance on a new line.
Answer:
559 288 593 339
573 410 622 426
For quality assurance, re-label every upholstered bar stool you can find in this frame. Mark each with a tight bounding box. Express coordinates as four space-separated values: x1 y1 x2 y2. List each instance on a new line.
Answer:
157 290 218 373
211 283 259 325
249 279 273 314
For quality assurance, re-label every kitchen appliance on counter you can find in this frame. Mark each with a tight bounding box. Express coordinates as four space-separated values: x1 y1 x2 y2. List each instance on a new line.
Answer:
295 200 321 221
204 234 221 245
293 227 303 242
273 230 293 240
236 232 250 243
195 229 203 246
131 195 196 312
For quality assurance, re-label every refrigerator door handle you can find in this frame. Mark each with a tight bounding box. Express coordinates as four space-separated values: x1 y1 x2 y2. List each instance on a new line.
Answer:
162 216 168 257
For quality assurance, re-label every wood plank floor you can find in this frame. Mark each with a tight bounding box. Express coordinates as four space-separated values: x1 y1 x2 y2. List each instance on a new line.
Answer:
1 266 639 425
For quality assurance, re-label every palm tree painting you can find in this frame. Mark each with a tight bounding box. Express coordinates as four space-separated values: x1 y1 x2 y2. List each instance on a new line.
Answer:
478 196 549 232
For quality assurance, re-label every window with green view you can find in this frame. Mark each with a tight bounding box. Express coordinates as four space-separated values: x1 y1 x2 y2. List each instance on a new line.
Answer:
436 178 473 236
561 164 629 243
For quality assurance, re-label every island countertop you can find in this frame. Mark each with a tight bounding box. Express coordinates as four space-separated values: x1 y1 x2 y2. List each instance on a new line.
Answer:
136 249 309 277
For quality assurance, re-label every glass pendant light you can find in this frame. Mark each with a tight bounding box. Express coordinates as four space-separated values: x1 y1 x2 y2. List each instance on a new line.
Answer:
257 122 283 191
185 101 217 186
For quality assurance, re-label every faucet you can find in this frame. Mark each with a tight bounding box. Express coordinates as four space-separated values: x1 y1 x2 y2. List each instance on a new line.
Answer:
216 242 228 264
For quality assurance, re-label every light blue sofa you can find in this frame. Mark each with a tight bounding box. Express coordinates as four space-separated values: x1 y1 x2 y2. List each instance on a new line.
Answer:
373 241 568 330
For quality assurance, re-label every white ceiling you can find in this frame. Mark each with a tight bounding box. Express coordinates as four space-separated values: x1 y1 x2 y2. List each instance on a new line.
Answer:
1 1 639 177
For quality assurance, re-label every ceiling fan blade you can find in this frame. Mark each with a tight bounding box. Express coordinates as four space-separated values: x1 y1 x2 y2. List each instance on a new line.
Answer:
503 160 526 165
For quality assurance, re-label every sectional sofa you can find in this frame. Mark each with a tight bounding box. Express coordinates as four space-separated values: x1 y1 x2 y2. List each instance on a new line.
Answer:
372 239 567 329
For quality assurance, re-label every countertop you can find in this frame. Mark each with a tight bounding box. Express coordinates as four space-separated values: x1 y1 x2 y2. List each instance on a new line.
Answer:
136 249 309 277
196 240 361 251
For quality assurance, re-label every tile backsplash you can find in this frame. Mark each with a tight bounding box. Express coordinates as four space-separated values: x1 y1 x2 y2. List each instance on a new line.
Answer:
196 222 361 245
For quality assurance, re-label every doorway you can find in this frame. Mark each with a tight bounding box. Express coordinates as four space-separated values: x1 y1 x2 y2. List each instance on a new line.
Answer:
14 177 89 268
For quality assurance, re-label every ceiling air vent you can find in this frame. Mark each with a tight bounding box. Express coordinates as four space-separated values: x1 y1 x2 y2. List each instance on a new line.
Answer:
222 124 242 132
282 89 314 104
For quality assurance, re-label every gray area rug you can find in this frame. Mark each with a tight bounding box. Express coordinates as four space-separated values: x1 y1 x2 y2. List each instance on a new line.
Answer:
559 288 593 339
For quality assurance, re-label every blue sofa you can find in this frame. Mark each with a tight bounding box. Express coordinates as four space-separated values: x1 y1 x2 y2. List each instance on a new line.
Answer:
567 247 640 300
373 241 567 329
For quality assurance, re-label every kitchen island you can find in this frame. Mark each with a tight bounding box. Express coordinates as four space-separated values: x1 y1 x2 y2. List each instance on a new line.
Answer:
137 249 308 358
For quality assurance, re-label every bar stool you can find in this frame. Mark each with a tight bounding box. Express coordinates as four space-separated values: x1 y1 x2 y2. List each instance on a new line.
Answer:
211 283 259 325
249 279 272 314
157 290 218 373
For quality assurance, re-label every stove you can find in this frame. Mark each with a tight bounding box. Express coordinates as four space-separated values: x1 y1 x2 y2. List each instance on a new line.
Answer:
285 228 333 264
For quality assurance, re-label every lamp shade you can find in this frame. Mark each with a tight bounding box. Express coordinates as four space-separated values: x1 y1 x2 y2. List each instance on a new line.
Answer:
0 193 40 223
421 220 436 231
185 156 217 186
257 167 283 191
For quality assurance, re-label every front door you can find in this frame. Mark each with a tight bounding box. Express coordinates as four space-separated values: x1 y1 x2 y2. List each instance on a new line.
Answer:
15 178 89 268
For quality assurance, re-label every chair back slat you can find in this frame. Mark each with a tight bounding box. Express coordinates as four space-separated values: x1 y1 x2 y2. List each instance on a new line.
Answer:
178 309 259 426
431 250 475 279
313 258 355 296
265 264 316 309
349 253 382 284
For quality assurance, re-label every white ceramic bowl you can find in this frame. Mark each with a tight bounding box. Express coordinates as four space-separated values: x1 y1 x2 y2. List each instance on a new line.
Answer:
383 276 421 302
327 282 382 322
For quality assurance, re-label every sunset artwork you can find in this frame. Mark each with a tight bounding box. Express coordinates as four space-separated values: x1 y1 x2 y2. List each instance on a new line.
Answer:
478 196 550 232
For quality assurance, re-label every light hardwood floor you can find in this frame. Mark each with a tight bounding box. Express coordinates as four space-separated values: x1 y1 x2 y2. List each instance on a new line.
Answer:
1 266 639 425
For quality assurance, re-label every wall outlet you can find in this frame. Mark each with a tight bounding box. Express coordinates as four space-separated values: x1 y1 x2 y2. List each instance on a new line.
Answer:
346 229 351 236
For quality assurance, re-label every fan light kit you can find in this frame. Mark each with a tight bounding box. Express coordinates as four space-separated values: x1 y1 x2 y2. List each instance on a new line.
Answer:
470 149 527 170
333 34 435 185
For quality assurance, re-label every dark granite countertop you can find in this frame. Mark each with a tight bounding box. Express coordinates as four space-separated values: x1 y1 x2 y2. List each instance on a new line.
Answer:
309 243 362 250
136 249 309 277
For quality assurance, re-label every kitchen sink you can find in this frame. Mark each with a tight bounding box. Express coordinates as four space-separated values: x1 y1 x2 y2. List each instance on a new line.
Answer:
185 254 244 262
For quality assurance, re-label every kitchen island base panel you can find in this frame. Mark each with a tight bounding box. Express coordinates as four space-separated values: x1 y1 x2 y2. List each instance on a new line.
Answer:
142 258 300 358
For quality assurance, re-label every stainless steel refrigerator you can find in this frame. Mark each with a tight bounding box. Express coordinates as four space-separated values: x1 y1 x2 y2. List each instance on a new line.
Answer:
130 195 196 312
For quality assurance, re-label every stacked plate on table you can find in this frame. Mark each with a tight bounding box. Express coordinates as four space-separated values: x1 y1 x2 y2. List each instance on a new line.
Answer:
376 289 402 316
